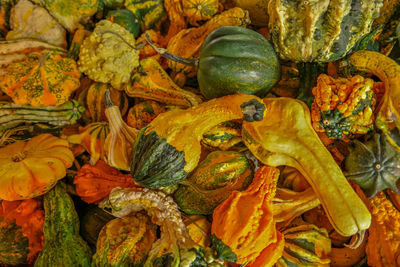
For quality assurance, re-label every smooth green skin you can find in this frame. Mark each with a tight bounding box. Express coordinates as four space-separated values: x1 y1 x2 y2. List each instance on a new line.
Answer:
198 26 281 99
345 134 400 198
174 150 253 215
106 9 141 38
34 182 92 267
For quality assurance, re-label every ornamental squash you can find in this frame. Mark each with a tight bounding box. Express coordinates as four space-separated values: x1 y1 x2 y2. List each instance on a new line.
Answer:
231 0 269 26
127 100 166 130
34 182 92 267
241 97 371 237
149 24 281 99
0 50 80 107
343 50 400 152
174 150 253 215
211 166 284 265
106 9 141 38
0 199 44 265
124 0 165 31
182 0 219 25
92 211 157 267
311 74 377 140
276 220 332 267
344 133 400 198
130 93 266 188
0 134 74 201
80 206 115 247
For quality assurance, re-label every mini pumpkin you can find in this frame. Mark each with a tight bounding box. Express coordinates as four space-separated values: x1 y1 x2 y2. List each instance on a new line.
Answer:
0 134 74 201
0 50 80 107
182 0 219 25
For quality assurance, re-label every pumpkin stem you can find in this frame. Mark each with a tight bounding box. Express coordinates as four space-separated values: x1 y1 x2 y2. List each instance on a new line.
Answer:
144 33 199 67
12 151 27 162
240 99 266 122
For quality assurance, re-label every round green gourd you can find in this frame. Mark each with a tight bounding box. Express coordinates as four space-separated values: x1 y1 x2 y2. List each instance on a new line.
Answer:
145 26 281 99
106 9 141 38
198 26 280 99
344 133 400 198
174 150 253 215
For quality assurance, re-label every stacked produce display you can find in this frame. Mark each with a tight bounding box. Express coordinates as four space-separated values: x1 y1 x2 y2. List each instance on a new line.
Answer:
0 0 400 266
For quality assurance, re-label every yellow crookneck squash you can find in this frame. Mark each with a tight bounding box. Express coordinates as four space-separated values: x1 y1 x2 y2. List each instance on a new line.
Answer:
0 134 74 201
242 97 371 237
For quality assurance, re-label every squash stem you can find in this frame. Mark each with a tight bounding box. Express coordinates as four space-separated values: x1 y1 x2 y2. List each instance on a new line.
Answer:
104 90 114 108
100 30 140 51
145 33 199 67
297 62 327 107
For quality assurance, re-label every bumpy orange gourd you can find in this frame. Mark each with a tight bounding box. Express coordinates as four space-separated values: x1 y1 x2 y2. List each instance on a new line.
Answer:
182 0 219 24
211 166 284 266
0 50 80 107
74 160 138 204
127 101 166 130
0 134 74 200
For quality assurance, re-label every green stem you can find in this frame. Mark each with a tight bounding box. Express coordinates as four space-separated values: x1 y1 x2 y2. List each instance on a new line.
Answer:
144 33 199 67
296 62 327 107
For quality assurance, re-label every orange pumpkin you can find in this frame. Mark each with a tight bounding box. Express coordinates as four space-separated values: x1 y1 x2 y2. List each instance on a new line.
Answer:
182 0 220 24
0 134 74 200
0 50 80 107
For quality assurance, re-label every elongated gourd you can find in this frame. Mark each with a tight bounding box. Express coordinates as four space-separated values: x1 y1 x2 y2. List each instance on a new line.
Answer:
0 100 84 134
242 97 371 236
343 50 400 151
131 94 266 188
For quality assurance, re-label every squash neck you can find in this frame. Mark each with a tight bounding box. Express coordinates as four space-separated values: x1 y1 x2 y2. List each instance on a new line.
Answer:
297 62 327 107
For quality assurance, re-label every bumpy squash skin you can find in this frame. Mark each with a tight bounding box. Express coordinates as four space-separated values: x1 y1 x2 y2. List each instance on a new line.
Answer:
198 26 281 99
268 0 383 63
174 150 253 215
34 182 92 267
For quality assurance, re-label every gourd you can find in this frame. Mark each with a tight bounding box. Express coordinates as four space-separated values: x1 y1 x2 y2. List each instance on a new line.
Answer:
182 0 219 25
241 97 371 237
6 0 66 48
99 187 221 266
104 90 139 171
184 215 211 247
163 0 187 46
130 93 266 188
124 0 165 31
174 150 253 215
0 50 81 107
31 0 99 32
80 206 115 247
276 221 331 267
211 166 284 265
311 74 376 140
74 160 138 204
92 211 157 267
0 199 44 265
67 28 91 60
125 57 202 107
106 9 141 38
201 123 243 151
148 24 280 99
78 82 128 122
0 134 74 201
268 0 383 104
231 0 269 26
67 122 109 165
344 133 400 198
0 100 84 135
34 182 92 267
126 100 166 130
343 50 400 152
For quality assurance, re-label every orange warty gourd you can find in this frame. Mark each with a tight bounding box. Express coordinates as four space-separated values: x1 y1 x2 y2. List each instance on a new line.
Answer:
0 134 74 200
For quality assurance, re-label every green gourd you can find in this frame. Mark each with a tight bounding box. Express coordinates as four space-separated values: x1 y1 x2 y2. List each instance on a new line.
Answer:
34 182 92 267
174 150 253 215
106 9 141 38
124 0 165 31
146 26 281 99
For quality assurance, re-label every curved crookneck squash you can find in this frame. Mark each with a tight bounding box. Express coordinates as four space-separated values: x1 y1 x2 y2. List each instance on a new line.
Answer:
242 97 371 237
34 181 92 267
131 93 266 188
344 50 400 152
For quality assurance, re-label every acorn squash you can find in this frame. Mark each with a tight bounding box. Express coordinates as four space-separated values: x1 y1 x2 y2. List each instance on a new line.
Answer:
344 133 400 198
106 9 141 38
130 94 266 188
174 150 253 215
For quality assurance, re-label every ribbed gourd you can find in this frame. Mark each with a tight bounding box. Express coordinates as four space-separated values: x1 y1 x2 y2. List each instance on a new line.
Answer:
34 182 92 267
174 150 253 215
345 133 400 198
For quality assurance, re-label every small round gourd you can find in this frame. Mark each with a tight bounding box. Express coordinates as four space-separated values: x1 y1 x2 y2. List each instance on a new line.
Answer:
345 133 400 198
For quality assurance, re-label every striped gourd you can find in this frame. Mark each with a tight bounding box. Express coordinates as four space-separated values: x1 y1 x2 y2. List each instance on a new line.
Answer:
0 100 84 134
124 0 164 31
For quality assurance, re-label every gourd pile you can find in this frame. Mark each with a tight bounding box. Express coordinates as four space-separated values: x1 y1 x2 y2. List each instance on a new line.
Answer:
1 0 400 266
